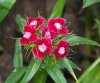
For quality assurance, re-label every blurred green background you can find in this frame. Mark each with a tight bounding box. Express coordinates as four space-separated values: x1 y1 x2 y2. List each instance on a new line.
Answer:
0 0 100 83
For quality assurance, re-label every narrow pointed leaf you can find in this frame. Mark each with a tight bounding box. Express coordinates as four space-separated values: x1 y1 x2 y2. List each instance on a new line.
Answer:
15 15 26 33
20 59 41 83
68 59 81 71
83 0 100 8
65 36 100 46
0 0 16 22
13 39 23 69
5 68 26 83
46 66 67 83
78 58 100 83
49 0 66 18
60 58 79 83
58 59 81 71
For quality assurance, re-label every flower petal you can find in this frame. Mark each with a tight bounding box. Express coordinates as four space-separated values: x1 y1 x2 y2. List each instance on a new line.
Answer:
59 26 69 36
24 25 36 33
61 50 70 58
32 47 44 60
57 40 69 47
20 37 29 45
29 34 38 43
54 18 66 24
36 17 45 25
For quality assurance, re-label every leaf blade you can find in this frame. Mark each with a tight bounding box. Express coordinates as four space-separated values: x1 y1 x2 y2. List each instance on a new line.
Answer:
5 68 26 83
83 0 100 8
65 36 100 46
20 59 42 83
46 66 67 83
49 0 66 18
15 15 26 33
13 39 23 69
0 0 16 22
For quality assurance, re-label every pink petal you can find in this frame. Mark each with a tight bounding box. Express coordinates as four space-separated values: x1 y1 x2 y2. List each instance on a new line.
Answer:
20 37 29 45
29 34 38 43
41 25 57 39
59 26 69 36
54 18 66 24
50 31 57 39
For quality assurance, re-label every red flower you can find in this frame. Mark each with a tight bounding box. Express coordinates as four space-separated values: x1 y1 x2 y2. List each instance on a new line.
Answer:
27 17 45 29
20 32 31 45
20 25 37 45
41 25 57 39
32 38 52 60
54 40 70 59
48 18 69 36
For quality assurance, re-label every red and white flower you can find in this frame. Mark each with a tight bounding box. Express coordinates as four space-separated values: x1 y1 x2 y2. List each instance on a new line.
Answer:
32 38 52 60
20 25 37 45
48 18 69 36
41 25 57 39
27 17 45 29
54 40 70 59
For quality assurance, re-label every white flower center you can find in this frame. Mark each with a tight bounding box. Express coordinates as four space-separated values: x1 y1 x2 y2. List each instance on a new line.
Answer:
30 20 37 26
58 47 65 55
54 23 61 30
45 31 51 38
38 44 47 52
23 32 31 39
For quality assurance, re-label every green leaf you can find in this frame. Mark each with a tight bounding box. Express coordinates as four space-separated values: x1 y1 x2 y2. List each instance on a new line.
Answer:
0 0 16 22
13 39 23 69
46 66 67 83
33 69 48 83
20 59 42 83
78 58 100 83
68 59 81 71
83 0 100 8
5 68 26 83
58 59 81 71
59 58 79 83
15 15 26 33
65 36 100 46
49 0 66 18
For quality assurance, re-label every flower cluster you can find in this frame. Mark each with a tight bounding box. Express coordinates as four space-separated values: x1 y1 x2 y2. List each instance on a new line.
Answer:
20 17 70 60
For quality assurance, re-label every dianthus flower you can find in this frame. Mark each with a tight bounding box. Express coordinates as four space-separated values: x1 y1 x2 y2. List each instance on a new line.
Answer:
20 17 70 60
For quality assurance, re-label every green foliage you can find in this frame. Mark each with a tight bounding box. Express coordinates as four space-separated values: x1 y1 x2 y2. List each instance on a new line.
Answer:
15 15 26 33
65 36 100 46
57 58 79 83
49 0 66 18
0 0 16 22
78 58 100 83
13 39 23 69
20 59 42 83
46 66 67 83
83 0 100 8
33 69 48 83
67 59 81 71
5 68 26 83
95 19 100 37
